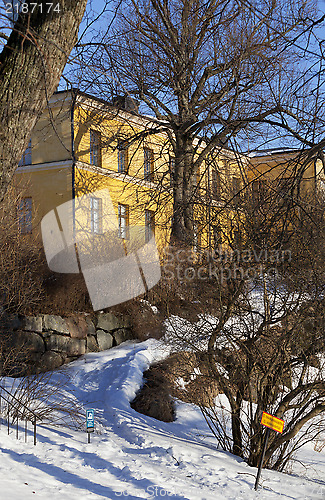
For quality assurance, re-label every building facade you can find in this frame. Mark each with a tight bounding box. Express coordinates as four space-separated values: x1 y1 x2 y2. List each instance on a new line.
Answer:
14 89 243 255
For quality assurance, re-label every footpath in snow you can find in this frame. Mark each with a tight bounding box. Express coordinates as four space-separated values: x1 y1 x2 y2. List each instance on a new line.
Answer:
0 340 324 499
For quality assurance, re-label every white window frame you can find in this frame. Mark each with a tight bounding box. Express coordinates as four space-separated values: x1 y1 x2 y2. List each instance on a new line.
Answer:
212 169 221 200
90 197 102 234
118 139 128 173
18 138 32 166
90 129 101 167
118 203 129 239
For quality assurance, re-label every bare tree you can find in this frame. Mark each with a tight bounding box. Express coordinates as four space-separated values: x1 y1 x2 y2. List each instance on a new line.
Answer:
77 0 317 246
162 186 325 471
0 183 45 314
249 8 325 171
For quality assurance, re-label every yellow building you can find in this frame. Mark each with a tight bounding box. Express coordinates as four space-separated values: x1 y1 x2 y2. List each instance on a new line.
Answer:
14 89 243 255
246 148 324 202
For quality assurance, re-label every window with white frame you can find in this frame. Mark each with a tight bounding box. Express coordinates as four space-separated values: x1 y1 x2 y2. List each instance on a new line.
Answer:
212 169 221 200
145 210 155 243
232 176 241 198
18 138 32 166
252 179 267 205
118 203 129 239
118 139 128 173
90 197 102 234
144 147 154 181
18 197 32 234
90 129 101 167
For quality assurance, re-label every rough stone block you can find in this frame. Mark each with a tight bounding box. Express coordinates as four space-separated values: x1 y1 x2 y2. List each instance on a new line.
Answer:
86 335 99 352
7 330 45 353
66 338 86 356
113 328 133 346
39 351 64 371
97 312 131 332
97 330 114 350
43 315 70 334
23 316 43 333
66 316 87 339
1 314 22 332
46 335 86 356
85 316 96 335
46 334 70 352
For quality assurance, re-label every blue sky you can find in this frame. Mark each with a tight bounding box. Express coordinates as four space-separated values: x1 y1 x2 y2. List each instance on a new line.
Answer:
61 0 325 151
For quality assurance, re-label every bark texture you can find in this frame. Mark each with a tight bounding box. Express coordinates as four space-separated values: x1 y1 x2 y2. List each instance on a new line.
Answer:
0 0 87 201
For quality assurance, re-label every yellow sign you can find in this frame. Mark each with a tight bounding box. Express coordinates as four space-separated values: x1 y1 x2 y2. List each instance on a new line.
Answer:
260 412 284 434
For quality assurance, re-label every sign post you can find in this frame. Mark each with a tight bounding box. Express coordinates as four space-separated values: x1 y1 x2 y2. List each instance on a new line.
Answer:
254 412 285 491
86 409 95 443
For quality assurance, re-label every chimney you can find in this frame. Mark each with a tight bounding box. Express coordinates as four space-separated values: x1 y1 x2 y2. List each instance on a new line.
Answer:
112 96 139 113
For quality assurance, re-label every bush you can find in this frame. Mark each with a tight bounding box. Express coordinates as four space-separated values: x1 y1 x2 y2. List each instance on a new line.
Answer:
0 187 45 314
131 364 175 422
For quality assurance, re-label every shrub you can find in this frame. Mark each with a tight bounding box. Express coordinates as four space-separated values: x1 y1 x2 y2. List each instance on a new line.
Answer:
131 364 175 422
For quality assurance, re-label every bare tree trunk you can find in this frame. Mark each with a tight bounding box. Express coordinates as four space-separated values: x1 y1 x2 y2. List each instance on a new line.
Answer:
170 134 196 246
231 398 243 458
0 0 87 202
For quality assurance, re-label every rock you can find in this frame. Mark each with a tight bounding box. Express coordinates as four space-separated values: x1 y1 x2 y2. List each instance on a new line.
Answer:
46 334 70 352
6 363 29 377
86 317 96 335
43 315 70 334
97 312 131 332
23 316 43 333
39 351 64 371
6 330 45 353
66 339 86 356
65 356 79 364
113 328 133 346
97 330 114 350
66 316 87 339
24 352 44 364
86 335 99 352
46 335 86 356
25 332 45 353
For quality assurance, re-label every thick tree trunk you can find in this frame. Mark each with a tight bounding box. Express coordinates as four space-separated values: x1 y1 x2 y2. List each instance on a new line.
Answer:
0 0 87 202
170 134 196 247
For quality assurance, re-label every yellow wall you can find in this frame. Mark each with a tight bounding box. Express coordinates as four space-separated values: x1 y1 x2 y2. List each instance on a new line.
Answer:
73 101 172 181
31 95 73 164
73 99 175 252
14 166 73 237
246 151 324 195
14 90 244 255
72 97 244 253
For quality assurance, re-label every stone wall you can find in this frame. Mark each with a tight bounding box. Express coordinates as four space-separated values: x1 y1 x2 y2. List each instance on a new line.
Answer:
1 312 134 374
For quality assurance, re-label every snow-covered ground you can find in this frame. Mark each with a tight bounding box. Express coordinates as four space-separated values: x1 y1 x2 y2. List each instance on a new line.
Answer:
0 340 324 499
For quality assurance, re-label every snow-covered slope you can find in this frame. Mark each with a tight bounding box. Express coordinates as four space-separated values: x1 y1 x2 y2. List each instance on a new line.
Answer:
0 340 324 499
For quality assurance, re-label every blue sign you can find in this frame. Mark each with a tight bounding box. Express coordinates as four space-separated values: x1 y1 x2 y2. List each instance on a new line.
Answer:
86 409 94 432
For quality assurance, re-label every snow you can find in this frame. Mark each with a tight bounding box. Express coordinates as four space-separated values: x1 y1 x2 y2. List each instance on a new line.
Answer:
164 315 218 350
163 287 301 353
0 340 324 499
139 299 159 315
